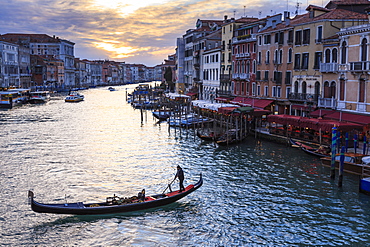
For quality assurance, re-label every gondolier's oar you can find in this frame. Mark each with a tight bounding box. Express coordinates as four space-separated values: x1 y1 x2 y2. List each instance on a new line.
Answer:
162 178 176 194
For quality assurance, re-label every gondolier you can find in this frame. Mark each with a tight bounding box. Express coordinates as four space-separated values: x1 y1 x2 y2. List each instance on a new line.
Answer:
175 165 185 192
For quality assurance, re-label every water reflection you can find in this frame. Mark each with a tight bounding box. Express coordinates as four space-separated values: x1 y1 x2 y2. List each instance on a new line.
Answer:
1 85 370 246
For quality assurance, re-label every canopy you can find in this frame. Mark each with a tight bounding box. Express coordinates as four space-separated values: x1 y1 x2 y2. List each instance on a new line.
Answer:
231 106 254 114
268 114 363 132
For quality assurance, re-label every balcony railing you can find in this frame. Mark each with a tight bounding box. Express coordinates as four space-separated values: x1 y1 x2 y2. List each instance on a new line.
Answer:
320 63 339 73
318 97 337 108
232 73 250 80
349 61 370 72
288 92 318 102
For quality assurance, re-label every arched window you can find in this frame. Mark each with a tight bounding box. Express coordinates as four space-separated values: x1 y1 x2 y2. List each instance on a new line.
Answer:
274 50 278 64
339 78 345 101
341 41 347 64
241 61 245 73
325 49 331 63
246 61 250 74
302 81 307 95
288 48 293 63
332 48 338 63
266 51 270 64
294 81 299 93
330 81 336 98
324 81 330 98
279 50 283 64
361 38 367 62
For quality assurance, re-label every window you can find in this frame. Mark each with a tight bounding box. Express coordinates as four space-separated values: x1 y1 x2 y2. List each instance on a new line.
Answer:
258 52 262 64
266 51 270 64
294 54 301 70
341 41 347 64
302 53 309 69
288 48 292 63
332 48 337 63
264 34 271 44
303 29 310 44
257 85 261 96
285 71 291 85
325 49 331 63
252 83 256 95
314 52 322 69
361 38 367 62
275 33 279 43
264 86 268 96
288 30 293 44
295 30 302 45
279 50 283 64
272 86 277 97
359 79 365 102
317 26 323 43
286 87 291 99
339 78 345 101
264 71 269 80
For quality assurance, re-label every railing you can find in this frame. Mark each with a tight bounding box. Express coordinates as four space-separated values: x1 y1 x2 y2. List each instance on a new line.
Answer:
318 97 337 108
350 61 370 72
232 73 250 80
288 92 318 102
320 63 339 73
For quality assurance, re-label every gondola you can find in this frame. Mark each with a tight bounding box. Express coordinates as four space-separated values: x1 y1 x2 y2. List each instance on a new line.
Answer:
289 138 330 158
196 130 218 141
28 174 203 215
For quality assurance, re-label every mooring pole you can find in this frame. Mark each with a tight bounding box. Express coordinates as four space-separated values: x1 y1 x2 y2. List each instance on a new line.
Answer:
338 146 345 187
330 126 337 179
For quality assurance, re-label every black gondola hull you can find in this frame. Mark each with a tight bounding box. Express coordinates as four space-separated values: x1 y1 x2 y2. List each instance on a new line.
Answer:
29 174 203 215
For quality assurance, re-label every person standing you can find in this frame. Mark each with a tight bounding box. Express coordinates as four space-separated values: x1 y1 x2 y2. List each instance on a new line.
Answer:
175 165 185 192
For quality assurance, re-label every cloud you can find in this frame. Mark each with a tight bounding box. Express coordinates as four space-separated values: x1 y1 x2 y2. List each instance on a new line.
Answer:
0 0 325 66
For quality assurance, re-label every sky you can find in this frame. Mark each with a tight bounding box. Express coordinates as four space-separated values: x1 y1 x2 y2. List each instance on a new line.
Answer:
0 0 324 67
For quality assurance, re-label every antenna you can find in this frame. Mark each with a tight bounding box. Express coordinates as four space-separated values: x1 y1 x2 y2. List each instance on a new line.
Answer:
259 11 262 18
295 1 302 15
233 10 236 19
244 6 246 17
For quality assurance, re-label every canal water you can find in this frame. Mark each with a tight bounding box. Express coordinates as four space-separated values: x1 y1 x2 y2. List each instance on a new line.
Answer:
1 84 370 246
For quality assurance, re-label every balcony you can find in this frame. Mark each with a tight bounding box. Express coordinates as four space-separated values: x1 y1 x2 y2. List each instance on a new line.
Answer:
320 63 339 73
235 53 250 58
288 92 318 102
232 34 257 44
318 97 337 108
232 73 250 80
349 61 370 72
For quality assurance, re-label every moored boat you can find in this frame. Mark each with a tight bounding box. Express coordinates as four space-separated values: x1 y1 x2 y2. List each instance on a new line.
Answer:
290 138 330 158
28 174 203 215
0 88 30 109
321 153 368 176
28 91 51 104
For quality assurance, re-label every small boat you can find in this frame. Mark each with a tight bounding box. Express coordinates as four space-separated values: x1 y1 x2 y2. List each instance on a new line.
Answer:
108 87 116 91
65 91 84 102
28 174 203 215
321 153 368 176
28 91 51 104
290 138 330 158
152 110 173 121
215 129 247 146
196 130 221 141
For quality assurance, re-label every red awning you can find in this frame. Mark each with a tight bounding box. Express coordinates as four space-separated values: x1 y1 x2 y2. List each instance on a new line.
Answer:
252 99 273 109
252 109 271 117
215 97 230 102
324 111 370 126
218 106 238 114
186 92 197 96
310 109 336 118
267 114 302 125
291 104 309 110
230 96 245 105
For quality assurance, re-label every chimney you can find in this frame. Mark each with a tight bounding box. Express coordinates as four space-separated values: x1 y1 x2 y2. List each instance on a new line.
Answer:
272 20 277 29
